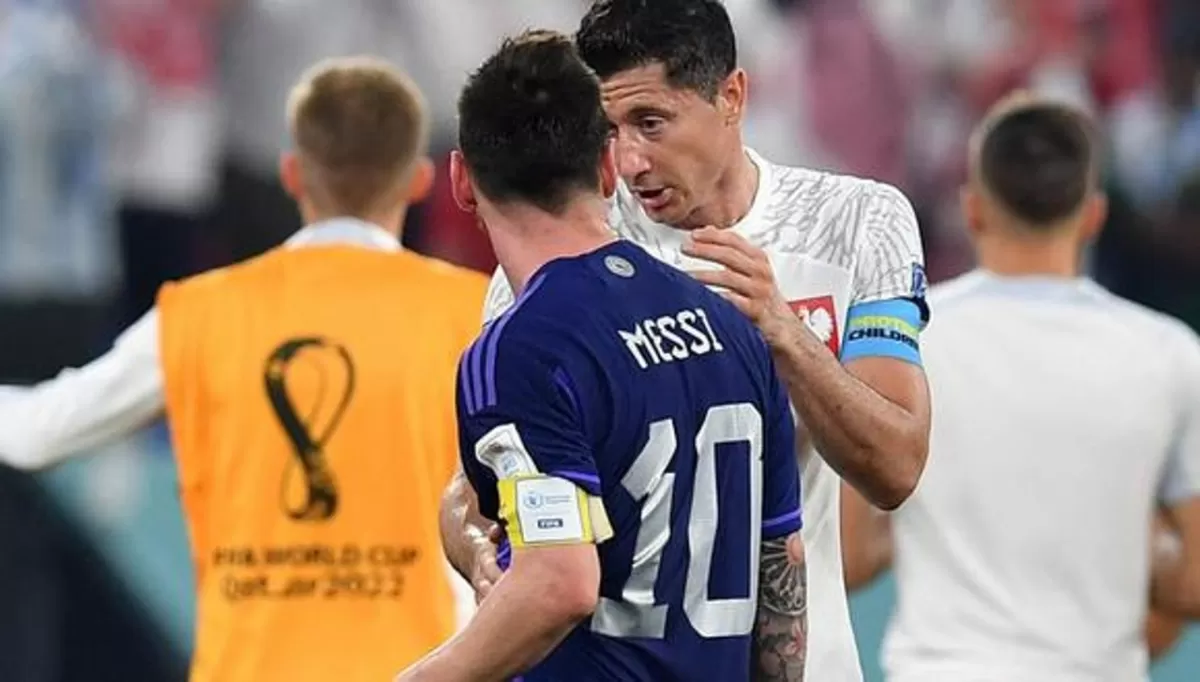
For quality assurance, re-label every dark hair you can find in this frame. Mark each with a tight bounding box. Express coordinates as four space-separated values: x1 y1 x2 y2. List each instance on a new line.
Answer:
978 103 1098 226
576 0 737 98
457 30 611 214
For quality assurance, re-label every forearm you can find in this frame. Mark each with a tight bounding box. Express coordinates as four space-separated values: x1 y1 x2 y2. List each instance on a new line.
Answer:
770 324 925 509
440 469 492 580
401 560 589 681
840 482 893 590
0 310 164 469
1146 608 1185 660
1150 519 1200 618
752 533 807 681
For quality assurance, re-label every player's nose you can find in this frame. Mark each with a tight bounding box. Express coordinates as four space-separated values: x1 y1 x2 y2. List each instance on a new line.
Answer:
614 135 653 179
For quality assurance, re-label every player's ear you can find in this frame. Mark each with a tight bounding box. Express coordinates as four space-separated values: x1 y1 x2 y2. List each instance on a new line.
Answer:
405 156 435 204
449 150 477 214
960 185 985 238
599 138 618 199
1078 192 1108 242
280 151 304 202
718 68 749 126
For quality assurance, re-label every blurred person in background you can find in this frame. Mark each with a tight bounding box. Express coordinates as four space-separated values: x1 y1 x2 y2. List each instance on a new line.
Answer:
0 57 487 681
0 0 119 300
93 0 227 327
440 2 932 681
400 30 805 681
840 94 1200 682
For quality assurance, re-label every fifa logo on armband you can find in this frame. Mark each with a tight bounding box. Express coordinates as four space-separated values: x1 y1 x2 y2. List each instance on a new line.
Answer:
789 295 840 355
263 337 357 522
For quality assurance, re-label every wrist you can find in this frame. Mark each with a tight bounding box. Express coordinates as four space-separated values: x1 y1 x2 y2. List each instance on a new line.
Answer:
762 311 820 357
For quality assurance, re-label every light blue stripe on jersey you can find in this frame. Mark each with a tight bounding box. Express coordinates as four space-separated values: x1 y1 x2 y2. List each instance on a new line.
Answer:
841 298 924 367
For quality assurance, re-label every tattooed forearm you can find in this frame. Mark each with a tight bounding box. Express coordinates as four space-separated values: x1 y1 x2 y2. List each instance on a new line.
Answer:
752 532 807 681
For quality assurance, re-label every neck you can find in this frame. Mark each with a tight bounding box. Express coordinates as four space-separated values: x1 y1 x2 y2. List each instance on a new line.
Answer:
680 147 759 230
486 198 615 293
303 204 409 239
975 226 1083 278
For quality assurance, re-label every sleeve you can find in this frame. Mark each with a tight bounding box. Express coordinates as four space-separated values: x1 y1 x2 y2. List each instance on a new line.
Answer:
481 268 516 325
850 182 929 318
840 183 929 366
455 323 611 549
1159 325 1200 505
0 309 165 469
760 356 802 541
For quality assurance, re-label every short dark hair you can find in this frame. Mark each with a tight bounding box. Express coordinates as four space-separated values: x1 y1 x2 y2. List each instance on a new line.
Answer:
457 30 611 214
288 57 428 216
576 0 737 98
977 100 1098 226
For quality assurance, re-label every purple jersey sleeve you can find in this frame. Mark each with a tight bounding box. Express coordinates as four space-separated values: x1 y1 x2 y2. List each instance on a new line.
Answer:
761 357 802 540
456 313 601 510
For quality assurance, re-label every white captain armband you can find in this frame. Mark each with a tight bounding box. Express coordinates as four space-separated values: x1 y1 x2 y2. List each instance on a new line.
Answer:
840 298 924 367
497 475 613 548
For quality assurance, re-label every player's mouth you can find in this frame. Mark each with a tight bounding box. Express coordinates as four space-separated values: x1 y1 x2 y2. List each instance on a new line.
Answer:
634 187 673 212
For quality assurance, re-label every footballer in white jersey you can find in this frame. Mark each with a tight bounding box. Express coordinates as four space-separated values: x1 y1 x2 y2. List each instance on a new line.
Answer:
442 3 932 681
480 149 927 682
842 95 1200 682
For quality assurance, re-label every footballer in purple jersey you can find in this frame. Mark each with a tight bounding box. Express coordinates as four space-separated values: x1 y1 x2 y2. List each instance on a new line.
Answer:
457 239 802 681
395 30 807 682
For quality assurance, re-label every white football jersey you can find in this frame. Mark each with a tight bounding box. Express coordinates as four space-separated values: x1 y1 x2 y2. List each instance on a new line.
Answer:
883 271 1200 682
482 149 927 682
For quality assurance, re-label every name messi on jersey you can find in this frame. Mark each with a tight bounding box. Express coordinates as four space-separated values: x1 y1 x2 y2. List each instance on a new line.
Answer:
619 308 725 370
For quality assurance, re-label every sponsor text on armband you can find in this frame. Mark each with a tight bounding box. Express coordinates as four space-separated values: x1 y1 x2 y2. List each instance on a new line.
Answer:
840 298 924 367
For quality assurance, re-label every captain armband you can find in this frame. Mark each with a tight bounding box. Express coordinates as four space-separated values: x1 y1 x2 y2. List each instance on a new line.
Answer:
840 298 925 367
497 475 614 549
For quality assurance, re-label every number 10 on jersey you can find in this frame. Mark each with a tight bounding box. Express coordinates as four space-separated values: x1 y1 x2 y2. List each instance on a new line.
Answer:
592 403 764 640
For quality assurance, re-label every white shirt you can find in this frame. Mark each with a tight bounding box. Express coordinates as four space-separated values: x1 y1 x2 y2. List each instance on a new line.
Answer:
883 270 1200 682
0 218 400 469
483 149 928 682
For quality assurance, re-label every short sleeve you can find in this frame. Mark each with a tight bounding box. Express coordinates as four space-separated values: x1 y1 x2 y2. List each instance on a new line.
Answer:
455 318 600 526
850 182 930 322
760 357 802 540
1159 325 1200 504
481 268 516 324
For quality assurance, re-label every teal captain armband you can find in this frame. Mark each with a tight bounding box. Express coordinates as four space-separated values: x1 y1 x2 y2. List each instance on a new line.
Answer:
840 298 925 367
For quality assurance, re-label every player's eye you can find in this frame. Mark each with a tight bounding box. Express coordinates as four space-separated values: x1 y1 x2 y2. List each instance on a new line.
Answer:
637 116 666 137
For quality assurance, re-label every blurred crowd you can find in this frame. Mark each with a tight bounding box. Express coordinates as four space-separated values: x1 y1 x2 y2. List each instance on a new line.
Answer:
1 0 1199 333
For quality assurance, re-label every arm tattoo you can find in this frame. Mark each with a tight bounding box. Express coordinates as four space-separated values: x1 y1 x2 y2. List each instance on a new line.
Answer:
752 533 807 681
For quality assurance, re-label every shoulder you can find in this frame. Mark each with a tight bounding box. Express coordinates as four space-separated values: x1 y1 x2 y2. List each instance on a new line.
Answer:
750 156 923 277
1067 282 1197 341
460 283 592 410
764 161 918 237
926 271 990 310
1105 294 1200 362
473 270 593 363
157 254 263 308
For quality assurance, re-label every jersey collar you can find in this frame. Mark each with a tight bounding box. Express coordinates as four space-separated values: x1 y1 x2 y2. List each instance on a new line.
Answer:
284 218 401 252
734 147 774 238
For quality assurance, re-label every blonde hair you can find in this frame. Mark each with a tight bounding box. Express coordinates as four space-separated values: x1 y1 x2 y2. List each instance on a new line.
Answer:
286 56 430 215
